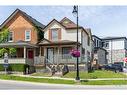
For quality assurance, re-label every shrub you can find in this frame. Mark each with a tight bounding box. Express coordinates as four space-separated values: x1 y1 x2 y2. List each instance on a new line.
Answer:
0 64 29 72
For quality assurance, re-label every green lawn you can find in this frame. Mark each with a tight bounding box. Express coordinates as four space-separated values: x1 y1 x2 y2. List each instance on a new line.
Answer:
0 74 127 85
0 74 74 84
62 70 127 79
32 70 127 79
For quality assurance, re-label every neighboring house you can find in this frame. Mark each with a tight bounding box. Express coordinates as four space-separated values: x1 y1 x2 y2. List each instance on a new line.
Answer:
93 47 107 65
92 35 108 65
102 37 127 66
0 9 45 65
38 17 92 67
92 35 103 48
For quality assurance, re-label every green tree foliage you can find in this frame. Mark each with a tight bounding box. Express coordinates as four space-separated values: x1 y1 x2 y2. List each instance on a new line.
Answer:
0 48 8 57
0 28 9 43
34 26 44 41
9 48 17 56
0 28 17 58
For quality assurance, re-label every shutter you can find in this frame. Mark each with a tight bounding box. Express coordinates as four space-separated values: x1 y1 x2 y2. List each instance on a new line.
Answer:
48 29 52 40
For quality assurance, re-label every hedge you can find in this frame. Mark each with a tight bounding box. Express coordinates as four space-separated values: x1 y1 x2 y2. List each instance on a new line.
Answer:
0 64 29 72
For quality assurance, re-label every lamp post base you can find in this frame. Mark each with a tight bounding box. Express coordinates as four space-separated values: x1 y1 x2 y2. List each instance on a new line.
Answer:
75 77 80 82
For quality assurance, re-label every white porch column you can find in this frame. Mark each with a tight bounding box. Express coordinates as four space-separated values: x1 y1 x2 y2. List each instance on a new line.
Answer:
24 46 26 59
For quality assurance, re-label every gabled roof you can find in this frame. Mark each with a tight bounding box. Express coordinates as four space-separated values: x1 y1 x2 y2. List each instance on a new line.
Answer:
43 17 91 37
43 19 66 31
60 17 81 29
43 17 83 30
92 35 102 41
0 8 45 29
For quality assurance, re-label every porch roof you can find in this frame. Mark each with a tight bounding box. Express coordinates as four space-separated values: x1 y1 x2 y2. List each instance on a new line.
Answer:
0 41 37 48
38 39 81 46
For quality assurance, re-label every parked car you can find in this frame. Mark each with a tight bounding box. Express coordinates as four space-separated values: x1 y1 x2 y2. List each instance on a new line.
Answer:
100 64 123 72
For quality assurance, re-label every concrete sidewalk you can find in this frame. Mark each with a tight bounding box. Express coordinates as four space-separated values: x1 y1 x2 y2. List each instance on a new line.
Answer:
12 74 127 81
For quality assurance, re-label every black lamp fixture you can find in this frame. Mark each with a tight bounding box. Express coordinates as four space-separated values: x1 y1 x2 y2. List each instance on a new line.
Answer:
72 5 80 81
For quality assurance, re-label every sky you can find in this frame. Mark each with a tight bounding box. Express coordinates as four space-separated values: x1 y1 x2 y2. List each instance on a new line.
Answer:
0 6 127 38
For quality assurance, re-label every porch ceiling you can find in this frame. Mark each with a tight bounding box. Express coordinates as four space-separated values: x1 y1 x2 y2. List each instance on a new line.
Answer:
0 41 38 48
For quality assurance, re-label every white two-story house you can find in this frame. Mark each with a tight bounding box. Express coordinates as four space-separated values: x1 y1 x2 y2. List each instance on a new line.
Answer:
38 17 92 67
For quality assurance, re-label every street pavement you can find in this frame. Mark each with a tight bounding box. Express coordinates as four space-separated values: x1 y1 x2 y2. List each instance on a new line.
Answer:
0 79 127 90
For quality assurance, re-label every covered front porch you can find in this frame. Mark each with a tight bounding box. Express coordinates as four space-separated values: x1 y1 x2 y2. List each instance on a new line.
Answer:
38 39 85 65
0 41 38 65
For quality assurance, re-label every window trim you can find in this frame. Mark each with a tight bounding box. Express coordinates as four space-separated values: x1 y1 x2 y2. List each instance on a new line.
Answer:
8 31 14 42
25 30 31 41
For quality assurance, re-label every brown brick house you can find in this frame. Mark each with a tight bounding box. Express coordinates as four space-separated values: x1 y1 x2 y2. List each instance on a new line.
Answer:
0 9 45 65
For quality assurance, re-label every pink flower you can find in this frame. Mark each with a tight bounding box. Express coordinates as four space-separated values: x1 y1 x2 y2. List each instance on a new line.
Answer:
70 49 80 57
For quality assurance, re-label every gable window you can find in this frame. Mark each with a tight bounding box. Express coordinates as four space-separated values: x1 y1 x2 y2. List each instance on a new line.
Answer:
25 30 31 41
8 31 13 42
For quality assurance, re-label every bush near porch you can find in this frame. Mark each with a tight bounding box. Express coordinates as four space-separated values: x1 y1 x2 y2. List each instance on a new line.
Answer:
0 64 29 73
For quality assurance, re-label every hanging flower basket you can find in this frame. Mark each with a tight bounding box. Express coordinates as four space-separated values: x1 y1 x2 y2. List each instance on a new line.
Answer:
70 49 80 57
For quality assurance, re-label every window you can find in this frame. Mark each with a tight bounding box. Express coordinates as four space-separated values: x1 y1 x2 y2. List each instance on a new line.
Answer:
97 40 98 47
94 39 96 46
82 48 85 55
25 30 31 41
62 47 72 59
87 51 90 62
87 36 90 46
51 29 59 41
8 31 13 42
105 41 109 49
62 47 71 55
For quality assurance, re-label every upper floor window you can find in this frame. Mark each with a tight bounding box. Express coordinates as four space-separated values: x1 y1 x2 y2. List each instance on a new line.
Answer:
51 28 59 41
94 39 96 46
25 30 31 41
87 36 90 46
8 31 13 42
105 41 109 49
82 48 85 55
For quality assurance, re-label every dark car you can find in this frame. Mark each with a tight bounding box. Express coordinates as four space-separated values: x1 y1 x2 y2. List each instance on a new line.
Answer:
101 64 123 72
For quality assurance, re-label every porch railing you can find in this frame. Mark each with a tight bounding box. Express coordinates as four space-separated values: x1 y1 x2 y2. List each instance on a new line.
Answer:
34 54 86 65
0 58 26 64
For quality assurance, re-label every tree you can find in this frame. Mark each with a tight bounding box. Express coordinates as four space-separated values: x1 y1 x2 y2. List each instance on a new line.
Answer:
0 28 9 43
0 28 17 58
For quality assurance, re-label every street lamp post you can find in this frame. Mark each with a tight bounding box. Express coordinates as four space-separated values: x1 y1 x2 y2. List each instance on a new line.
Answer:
72 5 80 81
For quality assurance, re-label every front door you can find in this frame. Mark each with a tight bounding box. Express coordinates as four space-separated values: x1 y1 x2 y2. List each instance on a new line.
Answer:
47 48 54 63
28 50 34 59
